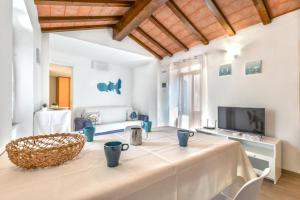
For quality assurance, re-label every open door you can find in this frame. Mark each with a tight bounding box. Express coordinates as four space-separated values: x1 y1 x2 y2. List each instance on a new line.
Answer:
49 64 73 109
57 77 71 108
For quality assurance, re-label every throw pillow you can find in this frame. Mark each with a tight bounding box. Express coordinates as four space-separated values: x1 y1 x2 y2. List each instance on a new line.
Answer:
127 109 138 121
82 112 101 125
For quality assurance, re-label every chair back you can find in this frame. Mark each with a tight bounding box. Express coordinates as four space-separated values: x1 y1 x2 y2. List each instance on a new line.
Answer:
233 168 270 200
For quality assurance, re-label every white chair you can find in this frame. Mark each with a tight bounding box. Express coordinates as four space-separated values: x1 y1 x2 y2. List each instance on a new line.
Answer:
213 168 271 200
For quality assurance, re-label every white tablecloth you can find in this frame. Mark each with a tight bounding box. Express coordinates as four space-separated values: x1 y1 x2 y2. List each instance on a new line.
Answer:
0 127 256 200
33 109 71 134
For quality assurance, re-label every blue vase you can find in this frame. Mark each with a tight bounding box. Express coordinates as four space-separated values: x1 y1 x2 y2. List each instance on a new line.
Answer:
142 121 152 132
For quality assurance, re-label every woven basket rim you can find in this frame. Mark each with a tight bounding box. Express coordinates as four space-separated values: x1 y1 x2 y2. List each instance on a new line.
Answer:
5 133 85 169
5 133 85 153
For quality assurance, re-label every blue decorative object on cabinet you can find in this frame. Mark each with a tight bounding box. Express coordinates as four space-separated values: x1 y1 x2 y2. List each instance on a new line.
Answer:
97 79 122 95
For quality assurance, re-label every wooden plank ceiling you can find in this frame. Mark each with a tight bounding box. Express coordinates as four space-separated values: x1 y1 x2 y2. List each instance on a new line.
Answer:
35 0 300 59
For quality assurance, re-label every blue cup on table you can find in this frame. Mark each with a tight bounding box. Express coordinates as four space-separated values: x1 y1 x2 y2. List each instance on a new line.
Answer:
177 129 194 147
104 141 129 167
83 126 95 142
142 121 152 132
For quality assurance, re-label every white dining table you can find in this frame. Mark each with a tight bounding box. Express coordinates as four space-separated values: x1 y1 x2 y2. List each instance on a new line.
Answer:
0 127 256 200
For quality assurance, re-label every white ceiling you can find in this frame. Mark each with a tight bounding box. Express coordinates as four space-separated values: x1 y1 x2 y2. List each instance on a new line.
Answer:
49 31 156 68
56 29 152 56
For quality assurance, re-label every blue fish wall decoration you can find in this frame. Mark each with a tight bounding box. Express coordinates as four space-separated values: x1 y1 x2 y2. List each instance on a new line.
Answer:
97 79 122 95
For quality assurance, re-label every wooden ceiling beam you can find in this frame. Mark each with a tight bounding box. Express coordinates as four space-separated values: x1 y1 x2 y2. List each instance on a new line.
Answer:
205 0 235 36
149 15 189 51
113 0 168 41
136 27 172 57
166 0 208 45
129 34 163 59
252 0 271 25
34 0 135 7
41 24 113 32
39 16 122 23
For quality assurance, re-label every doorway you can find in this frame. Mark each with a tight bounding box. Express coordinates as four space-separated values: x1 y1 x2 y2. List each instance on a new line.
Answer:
49 64 73 109
178 71 201 129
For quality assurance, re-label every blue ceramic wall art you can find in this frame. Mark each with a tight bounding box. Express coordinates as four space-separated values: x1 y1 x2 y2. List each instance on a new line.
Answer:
97 79 122 95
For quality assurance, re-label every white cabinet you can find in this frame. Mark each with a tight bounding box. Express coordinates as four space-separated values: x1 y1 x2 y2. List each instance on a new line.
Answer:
196 128 281 184
34 109 72 134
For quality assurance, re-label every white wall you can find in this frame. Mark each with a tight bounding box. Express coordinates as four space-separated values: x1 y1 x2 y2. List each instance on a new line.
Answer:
13 0 34 137
24 0 44 111
57 29 154 58
0 0 47 144
12 0 48 138
157 66 169 126
132 61 159 127
50 51 133 116
160 10 300 173
50 33 154 68
0 0 13 151
49 34 158 120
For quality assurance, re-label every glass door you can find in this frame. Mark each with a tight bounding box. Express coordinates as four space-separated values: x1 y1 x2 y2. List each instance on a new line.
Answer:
178 71 201 130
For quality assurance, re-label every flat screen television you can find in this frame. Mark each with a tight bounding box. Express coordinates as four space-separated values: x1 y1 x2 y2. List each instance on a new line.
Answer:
218 106 265 135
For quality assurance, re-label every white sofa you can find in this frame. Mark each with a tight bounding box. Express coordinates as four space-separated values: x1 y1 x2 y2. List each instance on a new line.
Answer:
80 106 143 135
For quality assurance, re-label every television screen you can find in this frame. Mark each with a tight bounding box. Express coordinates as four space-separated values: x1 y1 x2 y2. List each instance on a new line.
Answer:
218 106 265 135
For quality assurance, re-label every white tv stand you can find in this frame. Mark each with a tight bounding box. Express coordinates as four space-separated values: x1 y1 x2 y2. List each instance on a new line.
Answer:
196 128 281 184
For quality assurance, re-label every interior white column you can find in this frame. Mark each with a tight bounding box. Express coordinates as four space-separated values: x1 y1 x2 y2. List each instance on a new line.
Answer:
41 33 50 106
13 0 34 137
0 0 13 151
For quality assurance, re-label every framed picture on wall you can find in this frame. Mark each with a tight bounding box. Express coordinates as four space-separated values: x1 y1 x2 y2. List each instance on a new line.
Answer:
219 64 232 76
245 60 262 75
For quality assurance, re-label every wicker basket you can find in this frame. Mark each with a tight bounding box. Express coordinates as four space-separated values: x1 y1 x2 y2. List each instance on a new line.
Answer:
5 133 85 169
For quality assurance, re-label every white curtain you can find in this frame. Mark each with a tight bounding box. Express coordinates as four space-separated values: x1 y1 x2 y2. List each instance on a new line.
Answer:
169 55 203 130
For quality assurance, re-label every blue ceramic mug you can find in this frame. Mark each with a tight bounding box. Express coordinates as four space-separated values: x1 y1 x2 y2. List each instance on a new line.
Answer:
83 127 95 142
142 121 152 132
104 141 129 167
177 129 194 147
